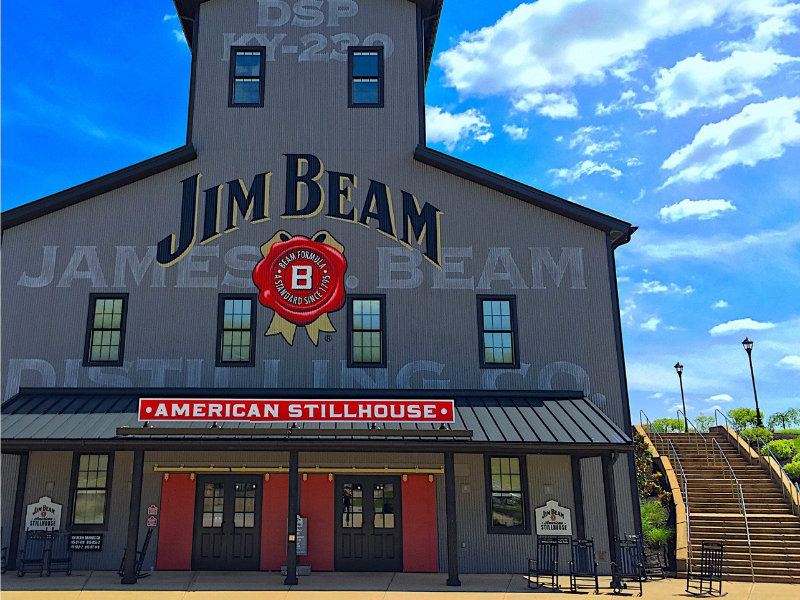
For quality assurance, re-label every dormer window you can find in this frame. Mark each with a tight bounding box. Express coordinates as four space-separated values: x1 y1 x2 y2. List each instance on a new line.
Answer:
229 47 266 107
348 47 384 107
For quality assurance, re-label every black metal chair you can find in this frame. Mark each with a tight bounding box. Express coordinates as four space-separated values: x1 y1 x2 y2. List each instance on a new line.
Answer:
46 532 73 576
610 536 646 596
528 536 569 589
117 529 153 579
569 538 599 594
686 541 723 596
16 531 50 577
643 548 666 580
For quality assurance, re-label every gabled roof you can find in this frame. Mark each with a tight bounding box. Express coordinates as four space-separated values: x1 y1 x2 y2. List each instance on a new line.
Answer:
172 0 443 77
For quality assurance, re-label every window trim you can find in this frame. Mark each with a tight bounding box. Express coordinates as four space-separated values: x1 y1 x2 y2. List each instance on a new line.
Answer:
476 295 520 369
215 294 258 367
348 46 384 108
346 294 387 368
228 46 266 107
82 293 129 367
68 452 115 532
484 454 531 535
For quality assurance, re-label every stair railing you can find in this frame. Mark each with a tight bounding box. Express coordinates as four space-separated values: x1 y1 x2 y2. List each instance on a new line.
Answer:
754 437 800 517
711 437 755 582
676 409 712 464
639 410 669 455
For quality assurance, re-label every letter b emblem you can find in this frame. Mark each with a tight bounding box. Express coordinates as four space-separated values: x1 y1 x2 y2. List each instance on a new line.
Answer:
291 265 313 290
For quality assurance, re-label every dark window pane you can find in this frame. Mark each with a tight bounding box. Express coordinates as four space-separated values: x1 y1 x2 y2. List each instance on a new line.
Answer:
491 492 524 528
235 52 261 76
352 52 378 76
352 80 378 105
234 79 260 104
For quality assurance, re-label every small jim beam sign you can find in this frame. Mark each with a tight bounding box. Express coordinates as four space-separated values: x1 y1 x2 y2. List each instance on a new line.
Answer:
25 496 62 531
535 500 572 536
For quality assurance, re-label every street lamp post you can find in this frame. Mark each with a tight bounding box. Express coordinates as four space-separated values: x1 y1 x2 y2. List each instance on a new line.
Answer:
741 338 763 428
674 362 688 433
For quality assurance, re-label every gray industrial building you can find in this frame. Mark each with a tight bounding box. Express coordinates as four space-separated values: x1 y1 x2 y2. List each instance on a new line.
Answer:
2 0 637 584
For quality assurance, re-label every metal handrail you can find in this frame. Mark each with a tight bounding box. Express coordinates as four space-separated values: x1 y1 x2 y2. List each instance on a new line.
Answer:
667 439 692 570
677 409 711 464
711 437 754 582
639 410 669 455
755 437 800 517
713 408 731 429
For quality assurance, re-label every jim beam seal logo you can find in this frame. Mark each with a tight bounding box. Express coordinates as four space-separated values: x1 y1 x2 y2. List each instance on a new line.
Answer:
253 230 347 345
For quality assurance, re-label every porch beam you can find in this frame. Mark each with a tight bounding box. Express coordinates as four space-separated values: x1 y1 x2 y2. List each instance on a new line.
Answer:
7 452 29 571
602 452 620 566
121 449 145 584
284 449 299 586
571 455 586 540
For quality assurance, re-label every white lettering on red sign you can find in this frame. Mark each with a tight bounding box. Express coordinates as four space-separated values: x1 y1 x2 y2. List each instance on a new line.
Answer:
139 398 455 423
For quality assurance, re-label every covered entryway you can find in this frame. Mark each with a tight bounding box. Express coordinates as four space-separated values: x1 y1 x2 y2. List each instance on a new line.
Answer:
192 475 262 570
334 475 403 571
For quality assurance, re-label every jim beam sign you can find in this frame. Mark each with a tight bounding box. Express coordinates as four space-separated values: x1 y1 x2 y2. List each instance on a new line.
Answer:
535 500 572 537
25 496 63 531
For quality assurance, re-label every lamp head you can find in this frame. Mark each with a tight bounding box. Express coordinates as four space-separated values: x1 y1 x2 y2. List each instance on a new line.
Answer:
674 362 683 375
742 337 754 353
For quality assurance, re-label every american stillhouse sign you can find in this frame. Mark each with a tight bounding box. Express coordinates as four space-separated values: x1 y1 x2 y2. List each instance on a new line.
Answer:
138 398 455 422
2 0 638 585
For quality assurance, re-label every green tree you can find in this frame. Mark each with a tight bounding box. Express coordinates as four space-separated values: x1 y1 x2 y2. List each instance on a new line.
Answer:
727 408 762 430
652 418 684 433
767 408 800 430
694 415 715 432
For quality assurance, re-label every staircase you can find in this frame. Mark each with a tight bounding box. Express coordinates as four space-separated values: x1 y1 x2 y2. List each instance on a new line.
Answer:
657 430 800 583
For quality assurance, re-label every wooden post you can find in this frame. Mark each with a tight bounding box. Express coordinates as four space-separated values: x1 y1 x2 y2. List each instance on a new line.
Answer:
602 452 620 567
7 452 29 570
121 450 145 584
444 451 460 586
284 449 299 586
571 456 586 540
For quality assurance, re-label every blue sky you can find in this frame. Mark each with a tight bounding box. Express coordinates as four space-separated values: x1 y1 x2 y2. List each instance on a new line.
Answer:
3 0 799 424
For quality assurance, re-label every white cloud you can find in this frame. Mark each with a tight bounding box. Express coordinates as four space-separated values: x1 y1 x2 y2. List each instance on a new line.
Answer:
661 97 800 186
512 93 578 118
436 0 799 116
659 198 737 222
626 158 642 167
596 90 636 115
425 106 493 151
636 280 694 295
777 355 800 370
550 160 622 183
636 223 800 261
641 317 661 331
712 300 729 309
706 393 734 403
569 126 621 156
163 14 178 21
709 318 776 336
640 127 657 136
502 124 529 140
641 50 797 118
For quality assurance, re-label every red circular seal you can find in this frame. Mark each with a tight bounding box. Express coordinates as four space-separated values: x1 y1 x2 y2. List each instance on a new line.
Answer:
253 236 347 326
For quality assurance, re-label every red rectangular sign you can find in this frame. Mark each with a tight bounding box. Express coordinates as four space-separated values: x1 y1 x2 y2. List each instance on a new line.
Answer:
138 398 455 423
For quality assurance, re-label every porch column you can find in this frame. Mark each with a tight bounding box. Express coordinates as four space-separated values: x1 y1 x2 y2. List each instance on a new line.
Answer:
121 449 145 584
571 456 586 540
444 451 460 586
602 452 620 566
7 452 29 571
284 449 299 586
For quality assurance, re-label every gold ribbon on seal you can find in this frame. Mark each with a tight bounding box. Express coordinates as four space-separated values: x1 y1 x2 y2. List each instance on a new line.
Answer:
260 230 344 346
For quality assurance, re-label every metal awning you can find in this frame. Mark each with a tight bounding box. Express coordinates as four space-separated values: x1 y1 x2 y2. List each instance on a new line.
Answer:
1 388 630 452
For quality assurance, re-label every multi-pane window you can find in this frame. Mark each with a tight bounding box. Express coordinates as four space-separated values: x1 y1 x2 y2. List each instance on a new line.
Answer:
477 296 519 368
341 483 363 528
373 483 395 529
348 47 383 107
72 454 112 528
486 456 529 533
202 482 225 528
216 295 256 366
229 47 265 106
83 294 128 366
233 482 257 528
348 296 386 367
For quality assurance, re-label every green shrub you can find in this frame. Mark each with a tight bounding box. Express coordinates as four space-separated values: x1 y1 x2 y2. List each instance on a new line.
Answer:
784 461 800 481
778 429 800 435
761 439 797 461
652 418 684 433
728 408 762 430
792 437 800 452
740 427 773 444
793 452 800 463
640 499 673 549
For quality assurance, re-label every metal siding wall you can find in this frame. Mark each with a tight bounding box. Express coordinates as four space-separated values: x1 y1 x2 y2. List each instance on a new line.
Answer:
580 456 611 573
1 454 21 548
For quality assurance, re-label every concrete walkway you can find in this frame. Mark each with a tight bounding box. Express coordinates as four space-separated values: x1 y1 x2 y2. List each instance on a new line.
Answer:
1 571 797 599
